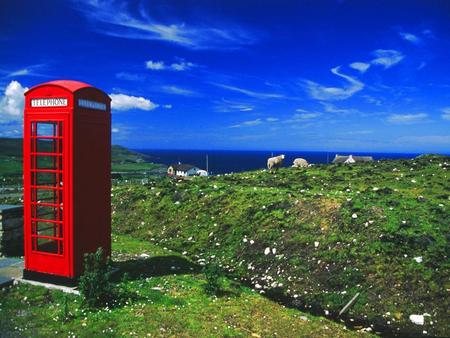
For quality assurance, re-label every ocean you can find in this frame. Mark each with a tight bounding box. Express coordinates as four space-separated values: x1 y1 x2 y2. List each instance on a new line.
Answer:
135 149 421 175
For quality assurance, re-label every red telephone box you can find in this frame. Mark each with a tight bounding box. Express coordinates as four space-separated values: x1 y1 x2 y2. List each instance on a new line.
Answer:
23 80 111 285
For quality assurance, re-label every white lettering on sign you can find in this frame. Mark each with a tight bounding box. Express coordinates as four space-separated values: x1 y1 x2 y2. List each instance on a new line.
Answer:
78 99 106 111
31 98 68 107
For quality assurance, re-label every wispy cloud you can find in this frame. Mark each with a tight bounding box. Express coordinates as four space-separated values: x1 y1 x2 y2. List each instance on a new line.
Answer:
212 83 284 99
160 85 198 96
349 62 371 73
371 49 404 69
163 104 172 109
286 113 321 122
441 108 450 121
72 0 257 50
387 113 428 124
303 66 364 101
321 102 357 114
145 58 195 71
230 118 263 128
0 80 28 123
115 72 145 81
110 93 159 111
417 61 427 70
399 32 421 44
1 64 48 78
213 98 254 112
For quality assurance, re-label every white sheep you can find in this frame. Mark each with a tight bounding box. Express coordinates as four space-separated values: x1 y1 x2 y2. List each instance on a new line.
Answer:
292 158 308 168
267 154 285 170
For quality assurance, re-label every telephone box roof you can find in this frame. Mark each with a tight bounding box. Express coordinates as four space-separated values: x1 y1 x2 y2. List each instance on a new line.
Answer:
26 80 109 97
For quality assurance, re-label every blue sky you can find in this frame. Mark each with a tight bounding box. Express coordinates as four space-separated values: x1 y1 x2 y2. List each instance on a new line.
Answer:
1 0 449 153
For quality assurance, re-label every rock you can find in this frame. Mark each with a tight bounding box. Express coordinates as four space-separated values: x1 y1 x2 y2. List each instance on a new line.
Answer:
409 314 424 325
264 247 270 255
413 256 423 263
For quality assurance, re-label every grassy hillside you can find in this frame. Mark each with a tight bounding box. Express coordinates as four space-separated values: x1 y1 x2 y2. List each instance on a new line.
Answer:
0 138 163 176
111 155 449 337
0 234 366 337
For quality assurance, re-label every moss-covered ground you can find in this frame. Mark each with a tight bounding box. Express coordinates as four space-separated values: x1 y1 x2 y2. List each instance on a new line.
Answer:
0 234 365 337
111 155 449 337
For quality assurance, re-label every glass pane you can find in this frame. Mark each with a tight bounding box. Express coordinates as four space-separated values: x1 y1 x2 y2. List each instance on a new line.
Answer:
34 205 63 221
36 123 56 137
36 238 59 254
32 172 63 187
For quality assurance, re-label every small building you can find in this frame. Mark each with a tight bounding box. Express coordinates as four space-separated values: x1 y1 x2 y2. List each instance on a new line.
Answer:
167 163 201 177
196 169 208 176
332 154 373 164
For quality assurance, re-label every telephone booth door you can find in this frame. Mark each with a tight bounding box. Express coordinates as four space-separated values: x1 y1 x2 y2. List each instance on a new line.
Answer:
24 115 71 277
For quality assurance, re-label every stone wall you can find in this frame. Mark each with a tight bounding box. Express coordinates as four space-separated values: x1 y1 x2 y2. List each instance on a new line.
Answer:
0 205 23 257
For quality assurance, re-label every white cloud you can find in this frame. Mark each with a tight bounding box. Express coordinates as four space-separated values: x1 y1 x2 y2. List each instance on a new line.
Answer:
387 113 428 124
160 85 198 96
371 49 404 69
349 62 371 73
303 66 364 101
213 99 254 112
8 69 30 77
73 0 257 50
116 72 145 81
212 83 284 99
146 60 165 70
111 127 120 133
441 108 450 121
145 59 195 71
283 112 321 124
170 61 195 71
163 104 172 109
321 102 356 114
0 80 28 123
399 32 421 44
266 117 279 122
230 118 263 128
109 93 158 111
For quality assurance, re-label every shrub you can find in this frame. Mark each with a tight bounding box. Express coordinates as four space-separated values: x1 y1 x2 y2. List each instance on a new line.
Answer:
203 263 224 295
79 247 113 309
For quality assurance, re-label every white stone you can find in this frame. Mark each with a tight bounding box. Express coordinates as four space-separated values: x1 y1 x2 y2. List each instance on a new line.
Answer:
314 241 319 248
409 314 424 325
264 247 270 255
413 256 423 263
352 213 358 219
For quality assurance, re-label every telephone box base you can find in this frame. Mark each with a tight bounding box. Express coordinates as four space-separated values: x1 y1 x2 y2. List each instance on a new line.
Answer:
22 269 78 287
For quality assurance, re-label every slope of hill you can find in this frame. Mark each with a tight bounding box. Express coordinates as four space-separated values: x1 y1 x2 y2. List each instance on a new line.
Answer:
111 155 449 337
0 234 368 337
0 138 162 176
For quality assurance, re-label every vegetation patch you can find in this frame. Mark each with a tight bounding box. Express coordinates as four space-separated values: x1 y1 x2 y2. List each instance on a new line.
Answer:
111 155 449 337
0 234 365 337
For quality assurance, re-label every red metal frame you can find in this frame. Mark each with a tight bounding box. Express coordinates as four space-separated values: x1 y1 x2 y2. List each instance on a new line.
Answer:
23 80 111 280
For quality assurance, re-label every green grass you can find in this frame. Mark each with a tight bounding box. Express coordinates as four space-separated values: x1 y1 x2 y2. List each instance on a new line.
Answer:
111 155 449 337
0 234 366 337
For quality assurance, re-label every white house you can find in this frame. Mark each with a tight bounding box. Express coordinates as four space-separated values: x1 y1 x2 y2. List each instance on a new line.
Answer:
332 154 373 164
167 163 201 177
